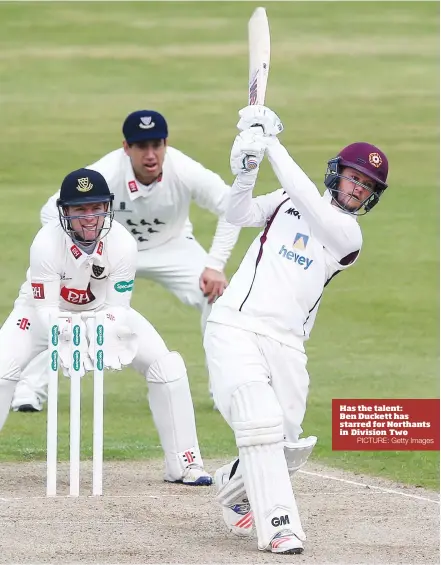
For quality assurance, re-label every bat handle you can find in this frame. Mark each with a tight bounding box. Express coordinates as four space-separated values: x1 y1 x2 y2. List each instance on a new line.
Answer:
243 123 264 170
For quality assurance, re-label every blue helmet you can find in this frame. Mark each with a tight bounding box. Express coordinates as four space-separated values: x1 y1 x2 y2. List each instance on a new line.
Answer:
56 168 114 243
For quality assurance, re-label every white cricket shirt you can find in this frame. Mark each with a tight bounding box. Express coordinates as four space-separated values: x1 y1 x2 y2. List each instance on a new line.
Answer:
15 219 137 331
41 147 240 271
208 138 363 351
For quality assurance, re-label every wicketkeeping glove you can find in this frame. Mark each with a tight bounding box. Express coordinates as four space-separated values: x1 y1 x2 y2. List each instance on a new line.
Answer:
230 129 267 176
237 104 284 136
87 309 138 371
58 317 93 379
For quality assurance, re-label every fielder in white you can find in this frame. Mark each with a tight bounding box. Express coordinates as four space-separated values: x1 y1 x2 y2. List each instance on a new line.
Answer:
204 106 390 553
0 168 212 486
12 109 240 412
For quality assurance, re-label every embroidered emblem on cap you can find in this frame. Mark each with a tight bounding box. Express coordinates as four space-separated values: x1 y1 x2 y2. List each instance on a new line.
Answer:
76 177 93 192
369 152 382 168
139 116 155 130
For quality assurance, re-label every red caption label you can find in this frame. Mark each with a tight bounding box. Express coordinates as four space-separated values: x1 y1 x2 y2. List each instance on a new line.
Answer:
332 399 440 451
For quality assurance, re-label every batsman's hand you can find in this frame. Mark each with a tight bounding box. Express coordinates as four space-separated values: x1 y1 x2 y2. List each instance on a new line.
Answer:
199 267 228 304
58 317 93 379
87 309 138 371
230 129 266 176
237 105 284 136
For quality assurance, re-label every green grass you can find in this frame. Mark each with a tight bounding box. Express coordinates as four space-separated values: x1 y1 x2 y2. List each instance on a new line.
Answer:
0 1 439 490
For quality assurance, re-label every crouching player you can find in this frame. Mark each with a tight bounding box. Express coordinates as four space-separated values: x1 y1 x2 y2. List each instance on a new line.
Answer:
0 168 212 486
204 105 389 553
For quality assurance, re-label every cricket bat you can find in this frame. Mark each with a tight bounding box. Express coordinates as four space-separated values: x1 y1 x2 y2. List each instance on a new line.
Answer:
248 7 270 107
244 7 270 169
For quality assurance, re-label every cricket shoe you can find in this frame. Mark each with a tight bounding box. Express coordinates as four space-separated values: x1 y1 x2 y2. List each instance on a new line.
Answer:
265 529 304 555
214 466 254 537
169 464 213 486
11 398 43 412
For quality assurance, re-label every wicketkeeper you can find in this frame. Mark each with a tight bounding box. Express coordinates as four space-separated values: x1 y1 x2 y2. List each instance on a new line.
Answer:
204 105 390 553
12 109 240 412
0 168 212 486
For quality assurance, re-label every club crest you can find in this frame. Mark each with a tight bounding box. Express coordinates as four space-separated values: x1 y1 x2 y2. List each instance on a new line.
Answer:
76 177 93 192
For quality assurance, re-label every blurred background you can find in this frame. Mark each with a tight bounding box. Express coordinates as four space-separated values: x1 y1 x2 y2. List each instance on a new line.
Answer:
0 1 438 488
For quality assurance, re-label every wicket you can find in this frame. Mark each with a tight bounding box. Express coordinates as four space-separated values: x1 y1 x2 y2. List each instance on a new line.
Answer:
47 311 105 497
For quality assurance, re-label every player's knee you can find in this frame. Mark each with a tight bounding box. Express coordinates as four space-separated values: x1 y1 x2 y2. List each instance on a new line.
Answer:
146 351 187 384
230 381 284 449
0 354 21 383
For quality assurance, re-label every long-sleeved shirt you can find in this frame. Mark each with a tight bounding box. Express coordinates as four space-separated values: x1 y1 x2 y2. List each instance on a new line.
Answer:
207 138 362 351
15 219 137 332
41 147 240 272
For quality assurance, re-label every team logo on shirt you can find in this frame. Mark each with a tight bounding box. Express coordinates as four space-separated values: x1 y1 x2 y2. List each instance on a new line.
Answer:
76 177 93 192
91 265 106 280
293 233 309 250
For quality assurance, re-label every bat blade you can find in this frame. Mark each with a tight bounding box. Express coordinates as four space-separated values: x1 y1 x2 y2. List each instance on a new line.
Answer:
248 7 270 106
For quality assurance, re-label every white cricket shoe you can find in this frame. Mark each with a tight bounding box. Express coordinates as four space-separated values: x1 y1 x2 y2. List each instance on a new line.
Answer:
181 464 213 486
266 529 304 555
11 397 43 412
214 466 254 537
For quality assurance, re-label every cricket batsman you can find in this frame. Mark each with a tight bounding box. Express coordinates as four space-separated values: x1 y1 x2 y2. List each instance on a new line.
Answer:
0 168 212 486
12 109 240 412
203 105 390 553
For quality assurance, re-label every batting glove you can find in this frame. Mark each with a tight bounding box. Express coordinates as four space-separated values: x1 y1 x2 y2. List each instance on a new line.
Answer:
237 104 284 136
230 129 267 176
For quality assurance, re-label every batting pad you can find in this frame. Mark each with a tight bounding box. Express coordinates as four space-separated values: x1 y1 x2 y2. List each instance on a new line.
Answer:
231 382 305 548
146 351 203 481
285 436 317 475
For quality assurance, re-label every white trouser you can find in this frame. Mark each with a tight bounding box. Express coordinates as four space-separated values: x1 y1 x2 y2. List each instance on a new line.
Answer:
204 322 309 442
1 306 205 480
12 233 212 407
204 322 309 548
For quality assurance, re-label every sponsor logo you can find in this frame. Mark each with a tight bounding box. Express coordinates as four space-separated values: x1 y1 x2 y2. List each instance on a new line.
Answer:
17 318 31 330
73 350 81 371
51 325 59 346
60 285 96 304
249 72 258 105
96 349 104 371
96 241 103 256
73 324 81 346
31 283 45 299
182 450 195 464
76 177 93 192
293 232 309 250
70 245 82 260
51 350 58 371
128 180 138 193
96 324 104 346
139 116 155 129
285 207 301 219
114 280 134 293
279 245 313 270
271 515 290 527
